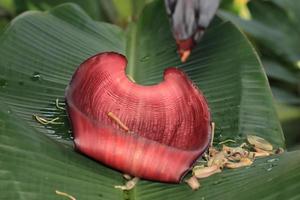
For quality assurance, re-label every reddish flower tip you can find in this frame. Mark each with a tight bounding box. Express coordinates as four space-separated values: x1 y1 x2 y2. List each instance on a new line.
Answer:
65 52 211 183
176 38 195 62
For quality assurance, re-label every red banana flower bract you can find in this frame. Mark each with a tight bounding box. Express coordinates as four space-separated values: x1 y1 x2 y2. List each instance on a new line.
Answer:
65 52 211 183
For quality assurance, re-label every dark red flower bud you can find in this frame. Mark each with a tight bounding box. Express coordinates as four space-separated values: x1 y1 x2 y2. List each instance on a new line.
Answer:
65 52 211 183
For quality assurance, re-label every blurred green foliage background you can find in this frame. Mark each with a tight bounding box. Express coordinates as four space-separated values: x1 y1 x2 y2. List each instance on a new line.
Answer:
220 0 300 149
0 0 299 149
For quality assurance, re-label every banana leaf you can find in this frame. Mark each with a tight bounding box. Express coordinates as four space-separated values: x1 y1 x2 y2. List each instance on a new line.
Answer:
1 1 298 199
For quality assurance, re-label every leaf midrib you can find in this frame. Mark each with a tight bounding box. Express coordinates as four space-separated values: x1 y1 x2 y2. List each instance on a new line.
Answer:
126 23 138 78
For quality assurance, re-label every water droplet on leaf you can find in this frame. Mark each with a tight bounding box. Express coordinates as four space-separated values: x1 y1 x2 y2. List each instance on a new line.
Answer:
213 180 222 185
267 158 279 163
0 79 8 88
140 56 150 62
264 162 276 172
31 72 41 81
266 167 272 172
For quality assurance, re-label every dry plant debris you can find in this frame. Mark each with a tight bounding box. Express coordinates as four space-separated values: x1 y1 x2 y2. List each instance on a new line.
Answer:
111 118 283 191
34 102 282 192
114 177 140 190
186 129 284 190
33 114 64 125
55 190 76 200
33 98 65 125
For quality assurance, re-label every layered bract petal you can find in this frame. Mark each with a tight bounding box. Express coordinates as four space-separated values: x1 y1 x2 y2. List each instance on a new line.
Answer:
65 52 211 183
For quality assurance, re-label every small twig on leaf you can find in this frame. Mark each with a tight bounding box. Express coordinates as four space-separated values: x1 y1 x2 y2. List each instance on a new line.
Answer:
114 177 140 190
210 122 215 146
56 98 66 110
127 74 136 83
218 139 236 145
33 114 64 125
55 190 76 200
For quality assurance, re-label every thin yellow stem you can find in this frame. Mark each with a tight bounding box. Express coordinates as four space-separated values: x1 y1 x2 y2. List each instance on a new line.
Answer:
107 112 129 132
33 114 64 125
210 122 215 146
127 74 136 83
56 98 66 110
55 190 76 200
219 139 236 145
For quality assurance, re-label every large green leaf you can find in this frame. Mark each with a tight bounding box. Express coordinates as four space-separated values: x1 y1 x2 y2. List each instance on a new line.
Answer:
1 1 297 199
125 1 284 146
218 0 300 95
219 0 300 68
0 103 123 199
27 0 109 21
1 103 300 199
219 0 300 148
26 0 153 26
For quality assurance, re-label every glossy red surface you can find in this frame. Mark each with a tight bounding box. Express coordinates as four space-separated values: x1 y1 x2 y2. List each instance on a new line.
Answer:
176 38 195 62
66 52 211 182
176 38 195 52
